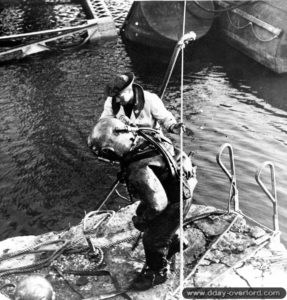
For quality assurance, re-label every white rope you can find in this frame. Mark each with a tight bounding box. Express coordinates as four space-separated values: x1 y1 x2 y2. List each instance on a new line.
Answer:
179 0 187 298
250 23 279 42
227 11 279 42
227 10 251 30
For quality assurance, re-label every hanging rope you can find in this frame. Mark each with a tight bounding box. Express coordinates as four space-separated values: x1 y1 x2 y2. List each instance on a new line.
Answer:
179 0 187 298
226 8 280 43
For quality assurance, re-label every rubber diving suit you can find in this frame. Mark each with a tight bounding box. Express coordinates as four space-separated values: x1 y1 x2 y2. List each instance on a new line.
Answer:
88 118 197 290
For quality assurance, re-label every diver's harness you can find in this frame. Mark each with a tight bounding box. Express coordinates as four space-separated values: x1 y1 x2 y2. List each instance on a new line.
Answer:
115 126 181 181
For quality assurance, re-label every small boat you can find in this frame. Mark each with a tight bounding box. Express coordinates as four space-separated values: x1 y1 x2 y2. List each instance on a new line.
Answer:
0 0 117 62
121 1 215 48
216 0 287 74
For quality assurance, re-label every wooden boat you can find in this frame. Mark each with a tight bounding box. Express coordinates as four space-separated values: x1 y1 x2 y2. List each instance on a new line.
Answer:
121 1 215 48
0 0 117 61
216 0 287 74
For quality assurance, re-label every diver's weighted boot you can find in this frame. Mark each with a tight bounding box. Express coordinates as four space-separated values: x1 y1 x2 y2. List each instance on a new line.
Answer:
167 235 189 260
132 215 148 232
131 265 170 291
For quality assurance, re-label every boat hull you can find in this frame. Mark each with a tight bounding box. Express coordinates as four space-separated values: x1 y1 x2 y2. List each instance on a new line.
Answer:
217 0 287 74
121 1 214 48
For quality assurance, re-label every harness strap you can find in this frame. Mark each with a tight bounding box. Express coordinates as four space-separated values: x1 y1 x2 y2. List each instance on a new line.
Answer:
139 130 179 179
121 131 179 180
123 147 160 165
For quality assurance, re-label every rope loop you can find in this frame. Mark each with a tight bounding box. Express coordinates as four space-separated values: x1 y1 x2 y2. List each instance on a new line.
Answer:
227 11 279 43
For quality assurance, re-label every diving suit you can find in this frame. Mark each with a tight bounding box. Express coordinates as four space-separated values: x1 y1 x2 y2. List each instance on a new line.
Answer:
88 118 197 290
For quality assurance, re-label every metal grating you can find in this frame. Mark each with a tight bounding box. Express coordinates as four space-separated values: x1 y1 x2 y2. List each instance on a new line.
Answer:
89 0 111 18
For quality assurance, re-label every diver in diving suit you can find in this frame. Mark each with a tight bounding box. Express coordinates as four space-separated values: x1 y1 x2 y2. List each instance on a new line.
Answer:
91 73 197 290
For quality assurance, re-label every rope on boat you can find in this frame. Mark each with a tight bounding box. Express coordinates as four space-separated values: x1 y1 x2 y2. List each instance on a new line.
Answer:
226 11 280 42
250 23 280 42
227 10 252 30
193 0 253 14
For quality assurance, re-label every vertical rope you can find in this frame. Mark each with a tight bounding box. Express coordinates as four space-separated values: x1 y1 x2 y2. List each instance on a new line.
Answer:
179 0 187 298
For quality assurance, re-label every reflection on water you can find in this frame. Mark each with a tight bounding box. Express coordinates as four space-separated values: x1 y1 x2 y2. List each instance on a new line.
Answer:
0 3 86 35
0 0 287 246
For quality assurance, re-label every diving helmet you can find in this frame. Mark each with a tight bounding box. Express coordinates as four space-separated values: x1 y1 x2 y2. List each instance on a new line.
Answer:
88 118 135 161
14 275 55 300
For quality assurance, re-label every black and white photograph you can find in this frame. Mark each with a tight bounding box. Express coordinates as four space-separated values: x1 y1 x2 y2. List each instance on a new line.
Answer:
0 0 286 299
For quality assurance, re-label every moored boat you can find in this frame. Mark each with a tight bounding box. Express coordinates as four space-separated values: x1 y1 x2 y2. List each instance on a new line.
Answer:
0 0 117 62
216 0 287 74
121 0 215 48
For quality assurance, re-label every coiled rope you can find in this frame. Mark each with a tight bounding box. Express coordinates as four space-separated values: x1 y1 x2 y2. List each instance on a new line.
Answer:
226 5 280 42
0 210 140 278
0 239 67 263
0 240 70 277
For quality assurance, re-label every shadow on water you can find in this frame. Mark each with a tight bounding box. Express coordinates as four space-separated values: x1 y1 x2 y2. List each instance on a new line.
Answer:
206 33 287 112
125 28 287 112
122 35 215 93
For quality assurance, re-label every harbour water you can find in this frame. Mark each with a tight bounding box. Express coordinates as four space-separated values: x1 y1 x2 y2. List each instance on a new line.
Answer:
0 0 286 246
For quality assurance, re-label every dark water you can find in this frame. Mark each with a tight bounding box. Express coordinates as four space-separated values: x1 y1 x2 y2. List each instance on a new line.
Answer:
0 3 86 35
0 0 287 246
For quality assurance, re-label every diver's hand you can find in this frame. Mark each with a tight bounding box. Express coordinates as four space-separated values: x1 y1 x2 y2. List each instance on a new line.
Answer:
169 122 186 134
119 115 136 127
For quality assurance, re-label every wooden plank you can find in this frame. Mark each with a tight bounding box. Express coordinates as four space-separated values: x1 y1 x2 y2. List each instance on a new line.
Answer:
218 1 282 37
0 20 98 41
0 0 75 5
0 21 99 58
45 0 74 3
232 8 282 36
0 0 117 61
